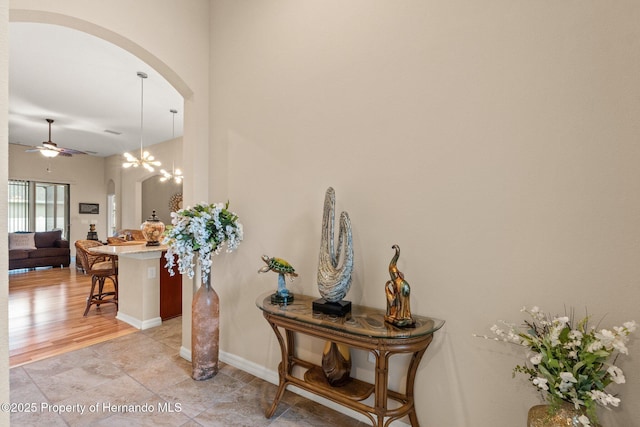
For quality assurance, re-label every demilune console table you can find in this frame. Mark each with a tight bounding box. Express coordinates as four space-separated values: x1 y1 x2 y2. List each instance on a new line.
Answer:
256 292 445 427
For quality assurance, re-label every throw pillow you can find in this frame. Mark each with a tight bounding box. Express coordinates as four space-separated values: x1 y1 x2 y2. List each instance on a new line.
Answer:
9 232 37 250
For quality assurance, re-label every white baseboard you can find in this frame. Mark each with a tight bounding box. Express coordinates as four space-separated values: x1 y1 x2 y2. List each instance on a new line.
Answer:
116 312 162 330
219 350 410 427
180 346 191 362
141 317 162 330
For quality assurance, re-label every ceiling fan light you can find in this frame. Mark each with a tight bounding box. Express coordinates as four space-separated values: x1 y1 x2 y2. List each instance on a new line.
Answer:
41 149 59 158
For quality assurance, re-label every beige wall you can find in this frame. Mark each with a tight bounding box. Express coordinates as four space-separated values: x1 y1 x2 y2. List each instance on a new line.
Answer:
3 2 640 426
211 1 640 426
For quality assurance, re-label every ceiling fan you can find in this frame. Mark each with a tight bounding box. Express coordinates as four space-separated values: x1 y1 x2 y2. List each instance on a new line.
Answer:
25 119 88 158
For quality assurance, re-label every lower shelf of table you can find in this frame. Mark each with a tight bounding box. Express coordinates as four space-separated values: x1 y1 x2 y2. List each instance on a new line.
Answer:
303 366 374 401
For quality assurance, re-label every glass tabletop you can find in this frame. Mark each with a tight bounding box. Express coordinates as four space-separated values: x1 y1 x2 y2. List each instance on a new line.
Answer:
256 292 444 339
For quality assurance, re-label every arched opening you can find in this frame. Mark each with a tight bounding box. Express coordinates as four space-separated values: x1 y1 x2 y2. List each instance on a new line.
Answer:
10 10 193 100
6 10 195 365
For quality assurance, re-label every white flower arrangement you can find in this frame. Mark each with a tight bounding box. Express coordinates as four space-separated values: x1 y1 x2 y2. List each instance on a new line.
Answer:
478 306 636 426
162 202 243 284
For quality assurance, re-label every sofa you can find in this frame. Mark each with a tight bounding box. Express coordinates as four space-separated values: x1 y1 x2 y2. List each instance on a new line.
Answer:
9 230 71 270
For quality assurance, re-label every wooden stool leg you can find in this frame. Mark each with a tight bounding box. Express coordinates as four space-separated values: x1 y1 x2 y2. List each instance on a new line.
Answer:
96 277 106 306
83 276 98 316
112 276 118 310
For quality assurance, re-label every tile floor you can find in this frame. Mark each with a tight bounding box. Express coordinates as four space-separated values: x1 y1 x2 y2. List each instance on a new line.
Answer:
10 317 367 426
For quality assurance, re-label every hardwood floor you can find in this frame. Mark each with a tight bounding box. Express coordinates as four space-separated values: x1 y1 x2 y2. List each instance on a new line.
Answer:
8 265 137 367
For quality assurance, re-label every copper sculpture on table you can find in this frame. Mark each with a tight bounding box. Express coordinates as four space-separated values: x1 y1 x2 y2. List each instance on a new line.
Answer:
384 245 416 328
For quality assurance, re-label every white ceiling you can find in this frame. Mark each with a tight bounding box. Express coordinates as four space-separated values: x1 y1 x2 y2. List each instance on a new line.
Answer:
9 22 184 158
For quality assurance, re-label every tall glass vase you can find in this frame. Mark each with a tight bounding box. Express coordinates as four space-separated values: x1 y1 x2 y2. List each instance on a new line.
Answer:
191 273 220 381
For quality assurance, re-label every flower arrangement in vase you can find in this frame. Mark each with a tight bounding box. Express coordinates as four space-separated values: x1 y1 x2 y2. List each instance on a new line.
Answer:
478 306 636 426
163 201 243 283
162 201 243 380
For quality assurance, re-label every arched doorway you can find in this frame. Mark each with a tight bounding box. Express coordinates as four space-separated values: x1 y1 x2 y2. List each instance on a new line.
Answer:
5 7 203 370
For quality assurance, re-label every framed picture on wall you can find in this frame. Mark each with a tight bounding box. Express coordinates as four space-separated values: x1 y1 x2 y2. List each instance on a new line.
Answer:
79 203 99 214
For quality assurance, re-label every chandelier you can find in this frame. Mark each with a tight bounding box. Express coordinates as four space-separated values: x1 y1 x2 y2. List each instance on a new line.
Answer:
159 109 183 184
123 71 161 172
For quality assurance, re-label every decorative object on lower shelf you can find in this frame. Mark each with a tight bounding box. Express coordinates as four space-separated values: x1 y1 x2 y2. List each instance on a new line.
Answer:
315 187 354 316
477 306 636 427
162 202 243 381
258 255 297 304
321 341 351 386
384 245 415 328
141 210 165 246
304 366 372 399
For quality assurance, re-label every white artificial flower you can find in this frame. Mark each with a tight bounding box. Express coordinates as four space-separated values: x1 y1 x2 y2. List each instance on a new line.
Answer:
559 372 578 392
532 377 548 391
529 353 543 365
611 337 629 355
571 397 584 408
623 321 637 333
588 390 620 407
490 324 503 336
528 306 546 322
549 325 564 346
595 329 615 348
578 415 591 426
568 329 583 340
607 366 625 384
586 340 603 353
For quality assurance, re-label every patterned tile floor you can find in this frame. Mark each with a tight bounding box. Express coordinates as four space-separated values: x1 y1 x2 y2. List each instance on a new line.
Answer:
10 317 367 426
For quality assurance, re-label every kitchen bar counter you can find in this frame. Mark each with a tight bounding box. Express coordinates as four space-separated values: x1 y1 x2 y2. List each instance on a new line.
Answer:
90 243 169 329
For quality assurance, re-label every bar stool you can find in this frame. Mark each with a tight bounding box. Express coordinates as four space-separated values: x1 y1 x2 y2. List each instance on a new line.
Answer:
74 240 118 316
